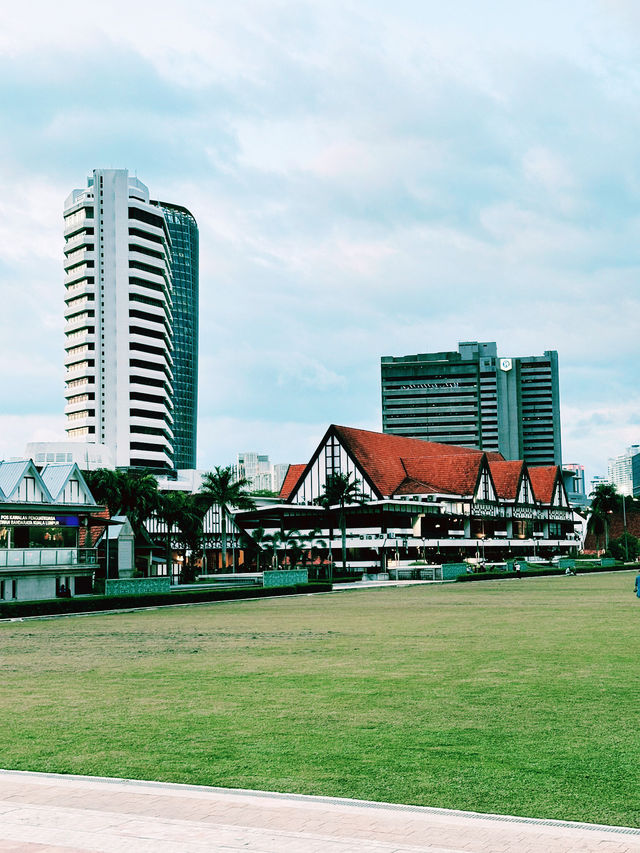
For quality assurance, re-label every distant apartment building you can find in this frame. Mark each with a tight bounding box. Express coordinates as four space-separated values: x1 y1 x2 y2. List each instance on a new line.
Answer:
562 463 588 507
235 453 290 494
607 445 640 497
589 475 610 496
63 169 198 473
381 342 562 466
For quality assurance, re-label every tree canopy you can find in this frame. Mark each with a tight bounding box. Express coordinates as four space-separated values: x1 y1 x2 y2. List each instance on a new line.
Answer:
83 468 159 535
589 482 621 515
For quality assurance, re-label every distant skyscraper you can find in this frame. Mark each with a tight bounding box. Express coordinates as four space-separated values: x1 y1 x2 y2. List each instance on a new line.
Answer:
381 342 562 466
235 453 291 493
607 445 640 497
63 169 174 470
562 463 587 506
589 474 609 496
151 200 199 469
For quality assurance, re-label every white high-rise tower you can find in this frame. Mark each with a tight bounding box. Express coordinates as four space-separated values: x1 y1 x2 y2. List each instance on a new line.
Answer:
63 169 174 469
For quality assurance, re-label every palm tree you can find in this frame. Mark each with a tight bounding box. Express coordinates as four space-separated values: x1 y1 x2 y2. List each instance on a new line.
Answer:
589 483 621 552
84 468 159 535
176 501 205 583
199 467 256 571
248 526 267 572
296 527 328 578
315 473 366 575
83 468 159 574
280 528 302 568
259 530 283 570
587 509 605 553
156 491 203 582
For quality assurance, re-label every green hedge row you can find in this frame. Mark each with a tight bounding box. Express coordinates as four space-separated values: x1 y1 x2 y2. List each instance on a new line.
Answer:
0 582 333 619
456 564 632 582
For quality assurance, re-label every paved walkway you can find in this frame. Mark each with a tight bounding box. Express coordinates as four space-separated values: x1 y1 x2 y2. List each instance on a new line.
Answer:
0 771 639 852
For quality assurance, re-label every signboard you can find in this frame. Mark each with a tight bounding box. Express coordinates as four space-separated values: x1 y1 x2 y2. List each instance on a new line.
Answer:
0 514 80 527
500 358 513 372
399 382 460 390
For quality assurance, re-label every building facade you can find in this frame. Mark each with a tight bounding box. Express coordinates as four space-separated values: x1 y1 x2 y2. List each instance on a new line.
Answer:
607 446 640 497
151 201 199 469
589 475 610 497
381 342 562 466
0 460 99 601
235 425 579 572
25 441 114 471
562 463 588 507
64 169 174 470
235 453 291 493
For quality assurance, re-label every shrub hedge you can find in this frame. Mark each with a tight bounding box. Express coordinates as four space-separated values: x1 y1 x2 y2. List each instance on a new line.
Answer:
456 563 633 582
0 582 333 619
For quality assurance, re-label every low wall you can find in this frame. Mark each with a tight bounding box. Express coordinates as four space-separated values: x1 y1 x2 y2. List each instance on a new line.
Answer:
263 569 308 588
105 577 171 596
442 563 469 580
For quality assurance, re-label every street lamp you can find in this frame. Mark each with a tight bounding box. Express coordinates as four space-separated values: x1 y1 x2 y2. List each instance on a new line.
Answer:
478 532 486 564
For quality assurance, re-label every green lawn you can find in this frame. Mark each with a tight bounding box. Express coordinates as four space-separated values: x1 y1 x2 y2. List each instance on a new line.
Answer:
1 572 639 826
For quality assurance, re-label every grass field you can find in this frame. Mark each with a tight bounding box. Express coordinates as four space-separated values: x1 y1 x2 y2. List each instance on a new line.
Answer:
1 572 639 826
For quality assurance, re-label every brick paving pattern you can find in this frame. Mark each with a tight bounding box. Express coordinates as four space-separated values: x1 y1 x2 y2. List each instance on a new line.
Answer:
0 770 639 852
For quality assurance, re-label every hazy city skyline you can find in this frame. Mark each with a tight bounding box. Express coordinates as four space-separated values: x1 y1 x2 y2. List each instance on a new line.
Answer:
1 1 639 484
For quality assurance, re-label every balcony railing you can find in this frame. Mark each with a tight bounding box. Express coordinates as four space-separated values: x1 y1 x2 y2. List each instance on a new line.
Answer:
0 549 97 569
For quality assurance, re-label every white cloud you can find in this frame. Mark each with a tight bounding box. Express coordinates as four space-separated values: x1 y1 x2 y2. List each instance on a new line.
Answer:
0 414 66 460
0 0 639 481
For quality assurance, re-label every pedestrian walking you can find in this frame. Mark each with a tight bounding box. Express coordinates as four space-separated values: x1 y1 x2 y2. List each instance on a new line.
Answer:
635 573 640 598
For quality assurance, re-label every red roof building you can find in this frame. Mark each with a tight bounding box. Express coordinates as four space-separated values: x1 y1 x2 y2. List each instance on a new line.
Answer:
245 424 580 572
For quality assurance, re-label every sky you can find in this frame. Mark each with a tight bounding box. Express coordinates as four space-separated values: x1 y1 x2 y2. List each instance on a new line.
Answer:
1 0 639 484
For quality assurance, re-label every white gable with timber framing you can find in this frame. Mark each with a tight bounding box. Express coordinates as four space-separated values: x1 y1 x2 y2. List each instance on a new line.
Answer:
516 470 535 505
474 458 497 502
288 429 377 505
552 476 569 508
40 464 96 506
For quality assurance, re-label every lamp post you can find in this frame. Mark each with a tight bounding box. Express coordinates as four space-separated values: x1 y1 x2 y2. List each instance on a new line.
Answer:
478 532 486 564
623 494 628 562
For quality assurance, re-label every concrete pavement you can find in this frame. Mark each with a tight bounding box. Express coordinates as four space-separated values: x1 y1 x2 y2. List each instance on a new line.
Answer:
0 770 639 852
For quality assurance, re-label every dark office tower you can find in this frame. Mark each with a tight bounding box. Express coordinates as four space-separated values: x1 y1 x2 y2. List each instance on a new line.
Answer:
381 342 562 466
151 201 199 469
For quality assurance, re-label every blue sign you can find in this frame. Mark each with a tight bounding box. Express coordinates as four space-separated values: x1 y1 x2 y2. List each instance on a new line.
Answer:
55 515 80 527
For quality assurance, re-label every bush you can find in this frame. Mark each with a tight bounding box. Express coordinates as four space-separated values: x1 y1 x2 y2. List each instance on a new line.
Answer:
609 533 640 562
456 563 629 582
0 582 333 619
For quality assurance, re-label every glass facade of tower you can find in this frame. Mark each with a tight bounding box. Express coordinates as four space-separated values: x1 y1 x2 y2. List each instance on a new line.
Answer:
152 201 199 469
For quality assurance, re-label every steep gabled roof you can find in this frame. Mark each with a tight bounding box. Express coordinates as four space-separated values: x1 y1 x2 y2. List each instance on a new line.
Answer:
0 460 32 500
400 454 485 497
333 425 491 497
529 466 560 504
393 477 441 496
40 464 75 501
489 460 525 500
279 464 307 500
40 463 96 505
0 460 53 503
